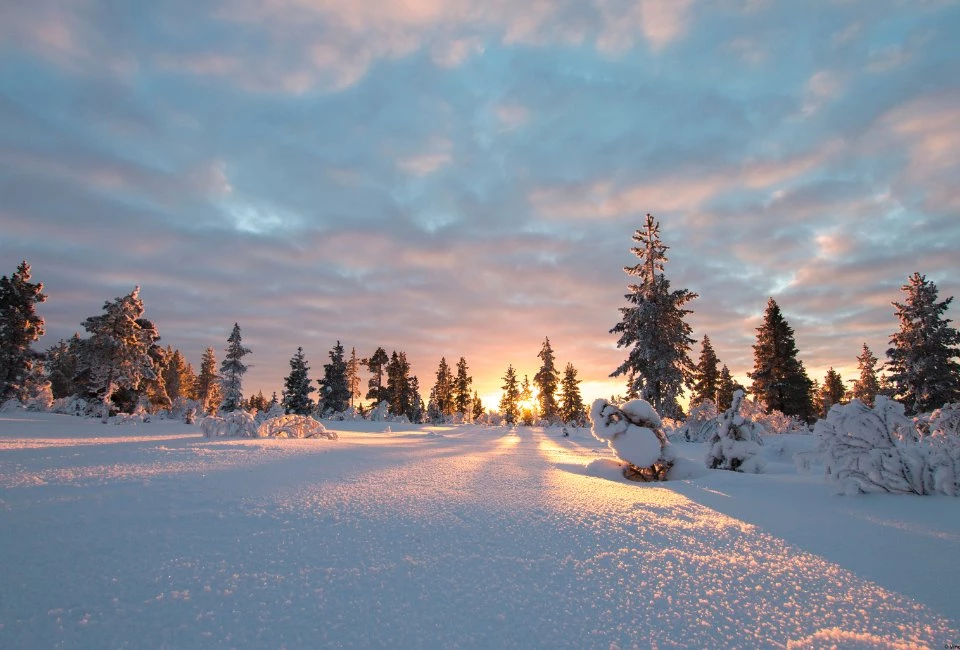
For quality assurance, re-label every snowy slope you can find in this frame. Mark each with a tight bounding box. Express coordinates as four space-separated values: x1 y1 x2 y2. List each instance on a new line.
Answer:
1 412 958 649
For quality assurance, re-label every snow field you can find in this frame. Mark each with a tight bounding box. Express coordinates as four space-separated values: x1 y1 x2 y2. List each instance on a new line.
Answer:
1 413 958 648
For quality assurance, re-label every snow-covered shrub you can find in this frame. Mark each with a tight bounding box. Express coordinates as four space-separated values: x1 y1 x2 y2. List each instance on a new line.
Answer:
706 390 766 473
671 400 719 442
256 415 338 439
0 399 23 413
50 396 94 417
201 411 258 438
368 401 390 421
917 403 960 438
590 398 674 481
738 398 808 434
815 396 960 496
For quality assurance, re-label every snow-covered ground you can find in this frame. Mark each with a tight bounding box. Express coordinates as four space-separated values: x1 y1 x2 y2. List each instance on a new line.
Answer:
1 412 958 649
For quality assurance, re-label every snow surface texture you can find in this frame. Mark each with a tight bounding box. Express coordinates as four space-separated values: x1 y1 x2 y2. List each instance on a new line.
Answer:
589 398 666 468
1 413 959 648
816 397 960 495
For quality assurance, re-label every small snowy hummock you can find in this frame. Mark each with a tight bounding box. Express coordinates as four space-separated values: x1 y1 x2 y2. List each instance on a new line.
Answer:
590 398 670 475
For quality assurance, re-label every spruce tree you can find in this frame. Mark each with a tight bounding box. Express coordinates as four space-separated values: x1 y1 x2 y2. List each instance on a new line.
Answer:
346 347 362 408
691 335 721 407
364 347 389 405
282 347 316 415
453 357 473 417
0 261 47 401
472 390 484 421
716 365 737 411
386 351 413 417
219 323 251 413
851 343 881 407
534 337 560 422
432 357 454 417
559 362 586 424
80 287 158 420
318 341 350 414
407 374 425 423
748 298 814 421
886 273 960 414
162 348 196 403
196 347 221 414
818 368 846 418
45 335 82 399
610 214 697 419
499 364 521 425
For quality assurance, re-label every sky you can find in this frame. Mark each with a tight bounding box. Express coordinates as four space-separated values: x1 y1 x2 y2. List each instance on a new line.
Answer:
2 0 959 410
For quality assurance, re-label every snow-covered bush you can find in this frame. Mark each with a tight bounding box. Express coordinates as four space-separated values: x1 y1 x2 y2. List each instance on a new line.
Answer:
256 415 337 439
815 397 960 496
0 399 23 413
917 403 960 438
671 400 719 442
50 396 95 417
706 390 766 473
738 397 809 434
368 401 390 422
590 398 674 481
201 411 258 438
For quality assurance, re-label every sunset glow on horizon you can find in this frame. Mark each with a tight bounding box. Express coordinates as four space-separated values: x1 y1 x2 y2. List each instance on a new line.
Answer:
2 1 958 408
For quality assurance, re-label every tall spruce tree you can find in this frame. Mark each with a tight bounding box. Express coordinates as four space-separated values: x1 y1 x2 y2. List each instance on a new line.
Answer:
0 261 47 401
386 351 413 418
282 347 316 415
346 347 362 408
196 347 221 413
432 357 454 417
45 334 82 399
472 390 484 421
318 341 350 414
453 357 473 417
559 362 586 424
691 335 721 407
80 287 158 420
364 347 389 405
407 374 425 423
534 337 560 422
817 368 846 418
748 298 814 421
499 364 521 425
886 272 960 414
610 214 697 419
851 343 881 407
219 323 251 412
716 365 738 411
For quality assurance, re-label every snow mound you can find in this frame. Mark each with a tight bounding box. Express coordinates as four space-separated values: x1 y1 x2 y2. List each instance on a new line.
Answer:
706 390 766 473
201 411 258 438
256 415 337 439
590 398 672 477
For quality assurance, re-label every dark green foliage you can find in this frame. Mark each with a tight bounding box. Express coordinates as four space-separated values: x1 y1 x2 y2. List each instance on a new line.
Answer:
691 335 721 407
219 323 251 412
45 334 82 399
0 261 47 401
748 298 814 421
534 337 559 422
559 362 586 425
851 343 880 407
282 347 316 415
364 347 389 405
318 341 350 414
818 367 846 418
499 364 521 425
886 273 960 414
196 347 221 414
453 357 472 416
610 214 697 419
432 357 454 419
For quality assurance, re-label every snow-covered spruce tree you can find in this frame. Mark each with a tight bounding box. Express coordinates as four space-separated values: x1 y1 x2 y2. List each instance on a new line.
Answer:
706 389 766 473
886 273 960 415
364 347 389 405
0 261 47 402
534 337 560 423
45 334 82 399
282 347 316 415
590 398 674 481
559 362 586 425
499 364 521 425
407 374 425 423
817 368 846 419
814 396 960 495
691 335 721 407
716 365 739 411
851 343 881 408
219 323 251 413
748 298 815 422
80 287 158 421
453 357 473 419
472 390 484 422
196 347 221 414
318 341 350 415
610 213 697 420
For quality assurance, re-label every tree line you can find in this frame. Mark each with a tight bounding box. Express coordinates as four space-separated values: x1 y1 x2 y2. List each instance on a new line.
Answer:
610 213 960 421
